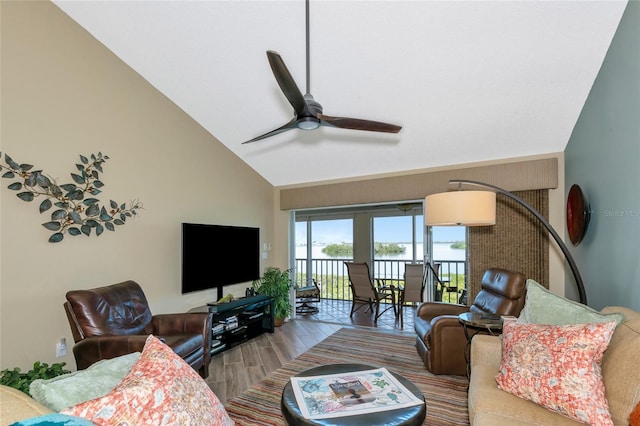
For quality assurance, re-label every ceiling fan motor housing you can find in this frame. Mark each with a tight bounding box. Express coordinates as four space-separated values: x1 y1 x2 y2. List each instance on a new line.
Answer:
303 94 322 115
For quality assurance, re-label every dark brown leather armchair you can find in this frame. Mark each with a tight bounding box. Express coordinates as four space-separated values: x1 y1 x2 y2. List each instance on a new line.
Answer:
64 280 212 378
414 268 526 376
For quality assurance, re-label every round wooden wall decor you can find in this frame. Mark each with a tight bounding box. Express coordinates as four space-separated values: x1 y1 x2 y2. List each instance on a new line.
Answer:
566 184 590 245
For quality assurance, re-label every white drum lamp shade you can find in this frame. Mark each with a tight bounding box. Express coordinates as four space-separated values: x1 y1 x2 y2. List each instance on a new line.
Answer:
424 191 496 226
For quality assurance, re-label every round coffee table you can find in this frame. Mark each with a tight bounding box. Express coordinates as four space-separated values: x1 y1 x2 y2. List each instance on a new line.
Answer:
281 363 426 426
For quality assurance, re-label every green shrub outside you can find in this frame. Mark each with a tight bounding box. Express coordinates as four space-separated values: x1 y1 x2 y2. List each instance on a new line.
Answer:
295 272 465 302
322 243 406 257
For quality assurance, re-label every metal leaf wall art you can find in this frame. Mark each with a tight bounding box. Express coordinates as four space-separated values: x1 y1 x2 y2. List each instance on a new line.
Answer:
0 152 142 243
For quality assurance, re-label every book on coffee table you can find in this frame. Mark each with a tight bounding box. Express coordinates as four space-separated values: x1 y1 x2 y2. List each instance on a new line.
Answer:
329 379 377 405
290 367 423 420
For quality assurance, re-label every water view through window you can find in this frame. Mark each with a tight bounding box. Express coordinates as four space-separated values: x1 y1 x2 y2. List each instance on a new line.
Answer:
295 214 466 302
295 218 465 268
296 221 464 259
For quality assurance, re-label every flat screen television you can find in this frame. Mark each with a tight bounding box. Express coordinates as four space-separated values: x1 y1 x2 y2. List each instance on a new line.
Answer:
181 223 260 299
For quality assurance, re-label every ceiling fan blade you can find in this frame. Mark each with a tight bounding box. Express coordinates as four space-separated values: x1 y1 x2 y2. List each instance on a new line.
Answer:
318 113 402 133
241 118 299 144
266 50 308 116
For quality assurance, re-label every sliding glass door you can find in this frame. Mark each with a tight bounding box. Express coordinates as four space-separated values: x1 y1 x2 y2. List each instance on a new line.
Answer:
372 214 423 281
293 203 468 303
294 216 354 300
430 226 467 303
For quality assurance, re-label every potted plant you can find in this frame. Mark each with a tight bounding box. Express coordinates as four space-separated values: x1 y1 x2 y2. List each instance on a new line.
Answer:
1 361 70 394
252 267 292 327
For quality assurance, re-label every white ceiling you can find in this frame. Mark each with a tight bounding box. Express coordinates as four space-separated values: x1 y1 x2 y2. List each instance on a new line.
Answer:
52 0 627 187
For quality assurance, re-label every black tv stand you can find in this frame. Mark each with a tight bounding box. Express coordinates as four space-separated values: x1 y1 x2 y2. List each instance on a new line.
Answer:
190 295 274 356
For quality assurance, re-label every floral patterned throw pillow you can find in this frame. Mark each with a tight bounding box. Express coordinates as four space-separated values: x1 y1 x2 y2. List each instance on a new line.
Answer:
630 399 640 426
62 335 234 426
495 321 616 426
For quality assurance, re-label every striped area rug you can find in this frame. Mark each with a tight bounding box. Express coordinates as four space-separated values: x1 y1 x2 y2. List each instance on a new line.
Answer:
225 327 469 425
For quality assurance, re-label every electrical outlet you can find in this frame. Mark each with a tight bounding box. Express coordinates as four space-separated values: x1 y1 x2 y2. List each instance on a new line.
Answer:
56 338 67 357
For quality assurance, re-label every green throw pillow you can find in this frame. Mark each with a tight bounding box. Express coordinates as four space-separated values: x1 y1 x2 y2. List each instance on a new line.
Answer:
29 352 140 411
518 279 625 325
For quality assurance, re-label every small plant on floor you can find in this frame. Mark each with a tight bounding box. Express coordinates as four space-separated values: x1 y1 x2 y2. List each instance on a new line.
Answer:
252 267 293 322
1 361 70 394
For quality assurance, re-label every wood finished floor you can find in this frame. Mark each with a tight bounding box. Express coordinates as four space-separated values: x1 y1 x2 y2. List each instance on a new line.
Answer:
207 299 417 404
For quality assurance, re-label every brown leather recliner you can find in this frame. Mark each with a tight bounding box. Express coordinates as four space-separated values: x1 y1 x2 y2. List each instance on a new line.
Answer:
64 280 212 378
414 268 526 376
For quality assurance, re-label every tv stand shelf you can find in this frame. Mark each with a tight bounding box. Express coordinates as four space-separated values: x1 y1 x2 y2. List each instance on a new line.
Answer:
190 295 274 356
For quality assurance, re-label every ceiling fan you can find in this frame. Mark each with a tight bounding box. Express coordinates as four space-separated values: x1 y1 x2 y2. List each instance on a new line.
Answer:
242 0 402 144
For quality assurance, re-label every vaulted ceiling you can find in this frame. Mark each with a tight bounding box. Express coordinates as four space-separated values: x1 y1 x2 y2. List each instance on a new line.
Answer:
52 0 627 187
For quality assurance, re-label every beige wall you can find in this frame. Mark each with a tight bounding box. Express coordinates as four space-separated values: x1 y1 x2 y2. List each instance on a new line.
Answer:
1 1 275 371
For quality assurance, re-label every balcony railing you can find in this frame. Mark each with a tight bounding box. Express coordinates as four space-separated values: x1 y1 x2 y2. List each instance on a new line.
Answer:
294 258 467 304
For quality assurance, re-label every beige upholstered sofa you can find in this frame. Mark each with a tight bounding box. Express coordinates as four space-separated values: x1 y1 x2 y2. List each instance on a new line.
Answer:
468 306 640 425
0 385 52 425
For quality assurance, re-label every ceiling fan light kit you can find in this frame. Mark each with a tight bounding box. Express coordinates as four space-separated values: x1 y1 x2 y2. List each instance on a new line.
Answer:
298 117 320 131
242 0 401 144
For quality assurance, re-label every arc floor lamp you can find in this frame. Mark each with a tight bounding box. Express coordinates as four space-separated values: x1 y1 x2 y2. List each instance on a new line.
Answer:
424 179 587 305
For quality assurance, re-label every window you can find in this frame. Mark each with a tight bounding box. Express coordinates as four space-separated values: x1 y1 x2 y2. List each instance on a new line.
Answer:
293 203 467 303
372 215 423 279
429 226 467 302
294 216 354 299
